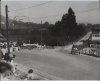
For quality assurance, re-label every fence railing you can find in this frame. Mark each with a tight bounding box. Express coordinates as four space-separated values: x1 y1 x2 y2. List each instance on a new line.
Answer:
71 45 100 57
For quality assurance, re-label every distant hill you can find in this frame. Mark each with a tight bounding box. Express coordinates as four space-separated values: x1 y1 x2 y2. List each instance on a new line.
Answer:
1 15 53 30
1 15 13 29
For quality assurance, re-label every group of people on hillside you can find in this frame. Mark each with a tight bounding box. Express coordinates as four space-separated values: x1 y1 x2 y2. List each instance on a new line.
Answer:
0 45 37 80
0 45 16 80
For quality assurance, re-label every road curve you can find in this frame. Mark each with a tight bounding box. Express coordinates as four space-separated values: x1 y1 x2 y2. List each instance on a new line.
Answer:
13 48 100 80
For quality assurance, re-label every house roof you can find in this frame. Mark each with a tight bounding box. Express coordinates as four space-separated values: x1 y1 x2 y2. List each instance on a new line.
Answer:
0 33 3 37
0 33 7 42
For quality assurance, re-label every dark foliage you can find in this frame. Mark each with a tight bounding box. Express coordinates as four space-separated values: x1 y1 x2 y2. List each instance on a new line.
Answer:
49 7 87 46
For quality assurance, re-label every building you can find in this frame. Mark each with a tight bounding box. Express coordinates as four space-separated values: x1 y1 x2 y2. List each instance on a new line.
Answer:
89 27 100 49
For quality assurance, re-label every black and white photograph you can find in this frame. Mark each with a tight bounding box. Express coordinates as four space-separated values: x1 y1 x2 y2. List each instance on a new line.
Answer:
0 0 100 80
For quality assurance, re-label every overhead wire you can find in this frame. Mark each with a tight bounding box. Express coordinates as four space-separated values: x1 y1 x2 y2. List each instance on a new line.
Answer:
12 8 99 21
8 0 100 22
76 8 99 14
9 1 52 12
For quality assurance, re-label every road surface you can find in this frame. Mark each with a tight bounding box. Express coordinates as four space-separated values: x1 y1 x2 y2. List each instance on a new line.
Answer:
13 48 100 80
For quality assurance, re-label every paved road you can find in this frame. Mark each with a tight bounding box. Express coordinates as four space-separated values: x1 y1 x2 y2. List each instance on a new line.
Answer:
13 48 100 80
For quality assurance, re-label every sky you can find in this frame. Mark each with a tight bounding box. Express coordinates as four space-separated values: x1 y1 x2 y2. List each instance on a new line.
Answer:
1 0 100 24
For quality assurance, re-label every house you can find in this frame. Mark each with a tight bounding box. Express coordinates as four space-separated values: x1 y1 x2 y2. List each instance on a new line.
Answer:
89 27 100 49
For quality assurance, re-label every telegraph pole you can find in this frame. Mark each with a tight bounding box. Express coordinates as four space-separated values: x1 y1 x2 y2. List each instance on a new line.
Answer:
0 2 1 31
5 5 10 55
41 20 43 46
99 0 100 9
99 0 100 24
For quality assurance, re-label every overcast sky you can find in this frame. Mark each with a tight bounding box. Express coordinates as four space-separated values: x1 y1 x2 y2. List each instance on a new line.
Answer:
1 0 100 24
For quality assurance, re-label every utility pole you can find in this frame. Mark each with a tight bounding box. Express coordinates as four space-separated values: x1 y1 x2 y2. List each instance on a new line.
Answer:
5 5 10 55
99 0 100 24
41 20 42 46
0 2 1 31
99 0 100 9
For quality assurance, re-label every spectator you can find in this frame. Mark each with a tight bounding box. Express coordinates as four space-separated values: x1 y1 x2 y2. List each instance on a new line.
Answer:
0 49 3 61
0 62 12 81
3 54 16 73
27 69 35 80
1 46 7 56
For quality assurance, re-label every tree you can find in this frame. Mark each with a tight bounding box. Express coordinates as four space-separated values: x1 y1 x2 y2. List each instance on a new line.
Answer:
62 8 77 36
52 7 77 40
50 7 87 46
44 21 49 26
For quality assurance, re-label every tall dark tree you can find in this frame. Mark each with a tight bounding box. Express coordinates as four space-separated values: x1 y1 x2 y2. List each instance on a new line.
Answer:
61 7 77 37
50 7 86 46
52 7 77 40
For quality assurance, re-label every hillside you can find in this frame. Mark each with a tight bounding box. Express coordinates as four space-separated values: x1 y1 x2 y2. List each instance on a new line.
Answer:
1 15 52 30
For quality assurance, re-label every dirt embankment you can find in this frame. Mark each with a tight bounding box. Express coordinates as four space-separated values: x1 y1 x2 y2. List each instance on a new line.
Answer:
1 62 47 80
